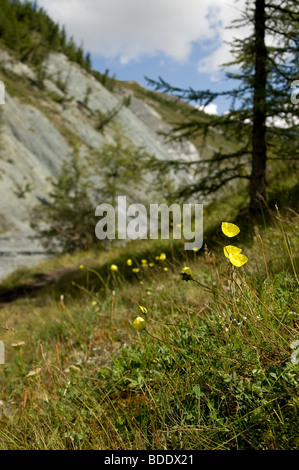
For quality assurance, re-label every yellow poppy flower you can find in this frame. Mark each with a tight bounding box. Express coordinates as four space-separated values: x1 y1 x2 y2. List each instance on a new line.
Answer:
180 266 194 281
149 262 154 267
224 245 242 258
110 264 118 271
229 253 248 267
132 316 146 331
132 268 140 273
159 253 166 260
141 259 147 264
221 222 240 237
163 267 168 272
126 259 132 266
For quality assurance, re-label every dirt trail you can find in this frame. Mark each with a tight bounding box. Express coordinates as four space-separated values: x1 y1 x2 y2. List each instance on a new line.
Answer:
0 231 56 306
0 265 74 307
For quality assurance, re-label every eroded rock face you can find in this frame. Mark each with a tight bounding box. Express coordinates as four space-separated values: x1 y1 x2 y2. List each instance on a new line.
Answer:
0 49 199 233
0 48 200 277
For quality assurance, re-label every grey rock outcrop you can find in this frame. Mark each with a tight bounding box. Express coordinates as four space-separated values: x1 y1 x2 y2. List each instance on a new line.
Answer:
0 48 200 278
0 48 199 233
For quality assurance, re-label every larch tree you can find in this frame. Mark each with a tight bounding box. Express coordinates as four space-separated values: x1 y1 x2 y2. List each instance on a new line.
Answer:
146 0 298 212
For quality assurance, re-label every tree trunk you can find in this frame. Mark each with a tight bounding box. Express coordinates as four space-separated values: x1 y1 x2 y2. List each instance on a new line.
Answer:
250 0 267 212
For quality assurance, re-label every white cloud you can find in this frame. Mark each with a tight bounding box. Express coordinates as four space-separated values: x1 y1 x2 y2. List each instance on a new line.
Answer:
198 103 218 115
197 1 251 74
37 0 248 73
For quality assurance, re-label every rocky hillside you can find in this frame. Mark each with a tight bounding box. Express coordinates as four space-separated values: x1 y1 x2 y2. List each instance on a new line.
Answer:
0 46 201 234
0 37 237 279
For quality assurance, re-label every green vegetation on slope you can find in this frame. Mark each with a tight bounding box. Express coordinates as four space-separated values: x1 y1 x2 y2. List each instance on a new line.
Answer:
0 0 91 71
118 79 239 158
0 204 298 450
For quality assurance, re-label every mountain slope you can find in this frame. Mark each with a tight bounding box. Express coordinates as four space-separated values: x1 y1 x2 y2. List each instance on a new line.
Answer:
0 47 202 233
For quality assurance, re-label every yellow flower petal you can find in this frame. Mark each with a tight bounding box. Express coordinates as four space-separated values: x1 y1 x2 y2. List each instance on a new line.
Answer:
224 245 242 259
221 222 240 238
132 316 146 331
139 305 148 315
229 253 248 267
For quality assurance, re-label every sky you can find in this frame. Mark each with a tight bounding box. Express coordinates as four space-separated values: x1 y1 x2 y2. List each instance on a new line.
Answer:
36 0 250 115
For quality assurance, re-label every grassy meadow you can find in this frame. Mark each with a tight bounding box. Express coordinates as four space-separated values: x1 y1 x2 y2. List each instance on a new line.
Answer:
0 0 298 452
0 198 298 451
